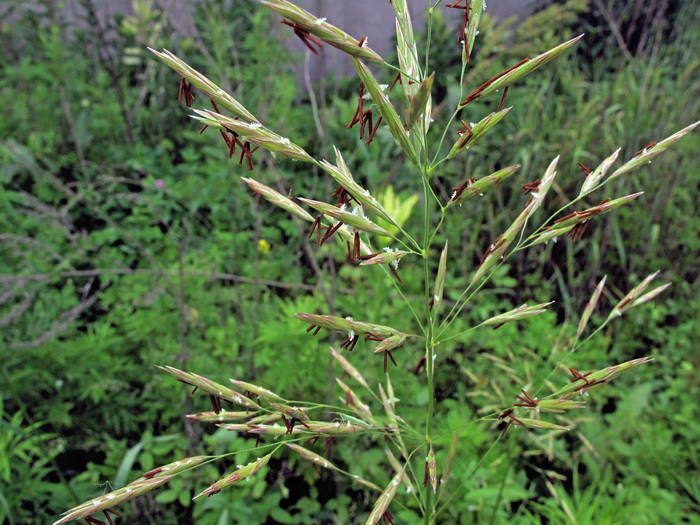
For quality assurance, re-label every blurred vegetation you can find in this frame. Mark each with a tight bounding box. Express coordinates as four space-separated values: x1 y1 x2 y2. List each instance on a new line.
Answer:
0 0 698 523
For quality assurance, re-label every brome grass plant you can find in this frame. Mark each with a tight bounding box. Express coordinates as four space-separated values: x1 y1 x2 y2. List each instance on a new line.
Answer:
55 1 698 523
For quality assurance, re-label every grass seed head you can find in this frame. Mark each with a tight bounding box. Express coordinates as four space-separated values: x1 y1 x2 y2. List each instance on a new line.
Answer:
426 447 438 494
447 107 511 159
286 443 338 471
607 271 667 319
553 357 654 399
195 453 272 498
473 157 558 283
481 301 554 328
137 456 208 481
577 275 607 337
352 58 419 166
242 178 315 222
608 120 700 182
158 366 262 411
366 468 404 525
460 35 582 106
149 48 258 122
230 379 285 402
446 165 519 208
336 378 376 424
191 110 314 163
580 148 621 195
299 198 393 237
331 346 370 389
54 477 173 524
260 0 384 63
319 147 400 228
431 240 448 317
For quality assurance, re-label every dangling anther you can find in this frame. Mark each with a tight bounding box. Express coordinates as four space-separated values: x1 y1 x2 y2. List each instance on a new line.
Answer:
281 20 323 55
388 263 404 284
178 77 195 107
499 86 509 110
388 72 402 92
320 221 343 245
412 356 427 375
365 115 383 145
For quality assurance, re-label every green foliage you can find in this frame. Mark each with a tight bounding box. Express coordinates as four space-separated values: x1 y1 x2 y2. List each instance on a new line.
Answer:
1 0 698 524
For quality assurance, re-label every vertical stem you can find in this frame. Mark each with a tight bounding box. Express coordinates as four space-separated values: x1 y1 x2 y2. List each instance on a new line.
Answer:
424 334 435 525
424 6 434 75
421 173 436 525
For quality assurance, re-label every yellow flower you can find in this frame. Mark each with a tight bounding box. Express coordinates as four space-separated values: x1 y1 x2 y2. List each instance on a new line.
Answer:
257 239 271 254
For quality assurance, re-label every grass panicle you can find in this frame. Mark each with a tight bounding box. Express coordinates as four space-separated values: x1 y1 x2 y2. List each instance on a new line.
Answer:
54 1 699 523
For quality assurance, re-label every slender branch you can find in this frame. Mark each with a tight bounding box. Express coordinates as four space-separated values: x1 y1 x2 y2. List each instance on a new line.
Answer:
593 0 633 60
9 292 99 349
0 268 347 293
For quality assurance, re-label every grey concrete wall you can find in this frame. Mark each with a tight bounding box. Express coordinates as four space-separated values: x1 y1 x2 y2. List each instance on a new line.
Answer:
57 0 536 79
289 0 536 80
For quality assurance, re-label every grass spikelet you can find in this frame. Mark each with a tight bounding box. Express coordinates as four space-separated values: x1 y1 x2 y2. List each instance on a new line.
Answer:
319 147 400 228
515 418 570 432
136 456 208 481
441 434 460 488
426 447 437 494
378 384 399 432
464 0 485 64
295 313 407 340
607 120 700 182
241 178 315 222
391 0 432 142
219 420 368 436
432 241 448 317
352 58 419 166
149 48 258 122
447 107 512 159
270 402 310 424
358 249 408 267
195 453 272 498
330 346 370 389
299 198 393 237
536 399 586 413
372 333 408 354
446 165 519 208
607 271 667 319
286 443 338 471
186 411 250 423
365 468 404 525
577 276 607 337
158 366 262 411
530 192 644 246
630 283 673 308
259 0 383 63
481 301 555 329
552 356 654 398
191 110 314 163
472 156 558 282
580 148 621 195
229 379 285 402
384 448 414 492
336 378 376 425
405 72 435 131
390 0 421 98
460 35 583 106
53 477 172 524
